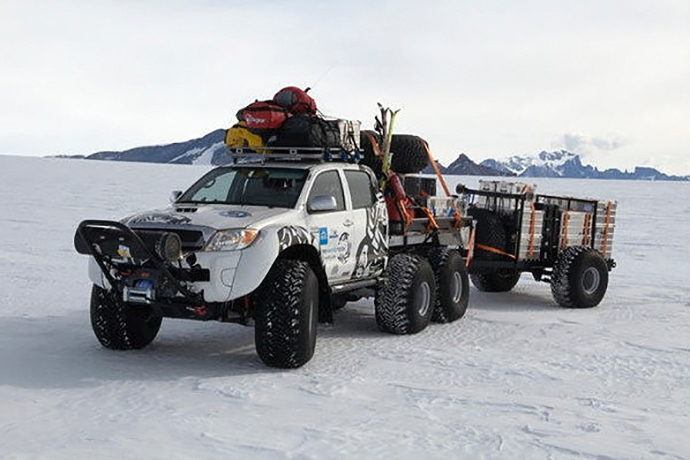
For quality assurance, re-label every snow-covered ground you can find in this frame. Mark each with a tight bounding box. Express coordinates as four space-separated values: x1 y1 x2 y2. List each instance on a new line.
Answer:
0 155 688 460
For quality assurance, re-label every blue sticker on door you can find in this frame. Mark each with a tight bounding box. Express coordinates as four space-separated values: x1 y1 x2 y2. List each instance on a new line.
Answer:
319 227 329 245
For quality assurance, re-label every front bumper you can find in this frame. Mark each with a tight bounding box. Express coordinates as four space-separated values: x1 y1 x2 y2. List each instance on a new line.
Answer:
87 250 242 304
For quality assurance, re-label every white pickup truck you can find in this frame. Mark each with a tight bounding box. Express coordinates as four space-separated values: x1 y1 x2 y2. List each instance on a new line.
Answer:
75 154 473 368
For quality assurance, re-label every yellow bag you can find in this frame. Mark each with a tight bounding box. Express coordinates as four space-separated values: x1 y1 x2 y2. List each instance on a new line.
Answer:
224 122 264 149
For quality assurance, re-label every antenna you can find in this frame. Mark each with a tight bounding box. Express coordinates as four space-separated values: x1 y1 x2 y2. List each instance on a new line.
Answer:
310 64 337 91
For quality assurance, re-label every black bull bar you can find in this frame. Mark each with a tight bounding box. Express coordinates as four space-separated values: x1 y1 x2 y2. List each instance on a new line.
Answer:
74 220 213 319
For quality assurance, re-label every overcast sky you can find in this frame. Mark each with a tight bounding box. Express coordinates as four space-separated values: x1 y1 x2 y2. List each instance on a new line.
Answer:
1 0 688 174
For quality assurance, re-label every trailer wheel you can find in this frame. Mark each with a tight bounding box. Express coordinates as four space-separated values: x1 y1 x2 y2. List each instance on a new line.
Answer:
390 134 429 174
254 259 318 368
467 208 507 261
375 253 436 334
90 285 162 350
427 248 470 323
551 246 609 308
470 270 521 292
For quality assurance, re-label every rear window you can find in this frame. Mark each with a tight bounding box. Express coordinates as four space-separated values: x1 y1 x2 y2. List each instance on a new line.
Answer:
345 170 378 209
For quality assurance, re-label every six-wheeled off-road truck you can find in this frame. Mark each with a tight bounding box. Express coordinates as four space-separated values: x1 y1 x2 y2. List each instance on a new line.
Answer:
75 143 474 368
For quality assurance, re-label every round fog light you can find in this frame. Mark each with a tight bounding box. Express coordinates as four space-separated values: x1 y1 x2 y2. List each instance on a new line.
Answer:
157 232 183 262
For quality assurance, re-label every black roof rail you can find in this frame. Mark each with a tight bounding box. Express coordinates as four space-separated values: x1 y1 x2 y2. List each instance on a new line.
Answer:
226 146 362 164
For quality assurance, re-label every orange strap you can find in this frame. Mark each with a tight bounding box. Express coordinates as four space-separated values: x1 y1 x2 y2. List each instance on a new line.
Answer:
422 141 465 232
423 142 451 197
420 207 440 232
476 243 517 259
527 201 536 258
396 200 414 228
363 131 383 157
364 132 387 191
602 201 612 257
560 211 570 249
582 212 592 246
466 227 476 267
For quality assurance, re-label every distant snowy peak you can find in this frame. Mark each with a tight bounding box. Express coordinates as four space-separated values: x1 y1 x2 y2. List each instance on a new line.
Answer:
480 150 581 177
479 151 687 181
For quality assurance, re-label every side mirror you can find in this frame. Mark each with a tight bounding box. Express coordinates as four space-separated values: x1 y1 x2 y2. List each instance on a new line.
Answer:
308 195 337 213
170 190 182 203
455 184 466 194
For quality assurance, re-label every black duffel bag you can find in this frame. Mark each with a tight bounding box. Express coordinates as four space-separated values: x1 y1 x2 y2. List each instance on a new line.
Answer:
272 115 341 149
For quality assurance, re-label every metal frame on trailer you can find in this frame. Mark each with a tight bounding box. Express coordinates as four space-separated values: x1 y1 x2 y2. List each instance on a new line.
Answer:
461 187 616 282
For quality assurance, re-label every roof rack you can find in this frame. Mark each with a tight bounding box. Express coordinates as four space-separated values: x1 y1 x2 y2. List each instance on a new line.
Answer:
226 146 362 164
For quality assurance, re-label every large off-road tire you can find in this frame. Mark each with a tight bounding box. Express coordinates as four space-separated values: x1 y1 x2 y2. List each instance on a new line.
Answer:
254 259 319 368
375 253 436 334
359 132 430 176
470 270 521 292
551 246 609 308
389 134 429 174
427 248 470 323
90 285 162 350
466 207 508 261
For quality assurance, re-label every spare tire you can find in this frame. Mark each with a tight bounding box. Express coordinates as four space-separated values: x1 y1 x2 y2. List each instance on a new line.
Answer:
466 207 507 262
390 134 429 174
359 133 430 176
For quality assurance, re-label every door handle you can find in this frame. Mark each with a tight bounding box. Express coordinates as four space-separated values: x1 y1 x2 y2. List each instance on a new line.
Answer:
343 219 354 227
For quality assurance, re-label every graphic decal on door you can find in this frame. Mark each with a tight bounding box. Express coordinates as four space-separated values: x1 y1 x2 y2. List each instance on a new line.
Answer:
337 232 352 263
352 203 388 279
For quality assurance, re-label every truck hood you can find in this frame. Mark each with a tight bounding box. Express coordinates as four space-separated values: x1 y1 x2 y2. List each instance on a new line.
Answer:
122 205 295 230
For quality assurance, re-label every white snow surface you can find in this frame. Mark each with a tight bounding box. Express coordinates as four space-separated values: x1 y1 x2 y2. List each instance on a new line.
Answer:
0 155 688 460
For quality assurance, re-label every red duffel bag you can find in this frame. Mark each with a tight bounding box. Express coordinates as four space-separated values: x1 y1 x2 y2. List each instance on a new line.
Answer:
273 86 317 115
236 100 290 133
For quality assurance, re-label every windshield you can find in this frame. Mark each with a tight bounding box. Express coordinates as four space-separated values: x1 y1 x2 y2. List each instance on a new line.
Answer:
177 167 308 208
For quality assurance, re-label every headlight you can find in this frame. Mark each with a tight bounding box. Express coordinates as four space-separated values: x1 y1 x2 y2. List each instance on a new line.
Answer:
204 229 259 251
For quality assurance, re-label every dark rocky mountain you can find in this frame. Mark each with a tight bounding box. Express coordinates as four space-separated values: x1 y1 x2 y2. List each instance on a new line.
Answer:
422 154 511 176
446 154 515 176
73 130 688 181
85 129 229 165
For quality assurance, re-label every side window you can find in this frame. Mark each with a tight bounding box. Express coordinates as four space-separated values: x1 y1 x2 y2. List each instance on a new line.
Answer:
345 170 377 209
307 171 345 212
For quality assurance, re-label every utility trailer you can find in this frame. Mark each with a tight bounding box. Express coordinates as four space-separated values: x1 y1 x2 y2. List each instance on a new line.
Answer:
457 180 616 308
